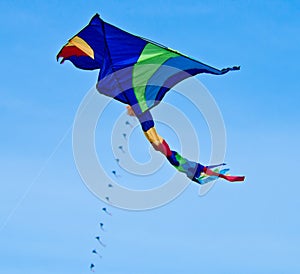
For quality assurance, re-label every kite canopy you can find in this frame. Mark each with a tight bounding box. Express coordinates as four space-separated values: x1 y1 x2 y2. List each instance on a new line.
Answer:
57 14 240 116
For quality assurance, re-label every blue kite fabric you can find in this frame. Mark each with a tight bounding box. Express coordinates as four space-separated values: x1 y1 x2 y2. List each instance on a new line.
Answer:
57 14 245 184
57 13 240 117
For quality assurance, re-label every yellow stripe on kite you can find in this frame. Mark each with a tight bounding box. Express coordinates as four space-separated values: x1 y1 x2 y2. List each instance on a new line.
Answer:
66 36 95 59
144 127 163 144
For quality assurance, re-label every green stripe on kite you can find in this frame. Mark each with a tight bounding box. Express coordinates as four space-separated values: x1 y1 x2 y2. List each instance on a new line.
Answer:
174 152 188 172
133 43 179 112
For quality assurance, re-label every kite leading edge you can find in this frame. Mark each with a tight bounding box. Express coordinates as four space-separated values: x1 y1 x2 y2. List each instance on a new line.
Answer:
57 14 245 185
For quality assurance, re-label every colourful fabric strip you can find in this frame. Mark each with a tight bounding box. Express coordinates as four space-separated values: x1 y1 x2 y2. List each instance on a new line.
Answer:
197 168 229 185
150 137 244 184
166 150 244 184
166 151 205 181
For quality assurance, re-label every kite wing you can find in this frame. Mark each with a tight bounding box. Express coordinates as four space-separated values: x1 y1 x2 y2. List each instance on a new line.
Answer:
57 14 240 116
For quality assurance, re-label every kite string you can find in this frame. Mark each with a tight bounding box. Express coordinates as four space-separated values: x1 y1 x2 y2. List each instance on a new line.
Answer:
0 125 72 232
0 88 100 232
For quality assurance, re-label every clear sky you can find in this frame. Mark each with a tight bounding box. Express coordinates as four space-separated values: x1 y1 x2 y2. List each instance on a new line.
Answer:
1 1 300 273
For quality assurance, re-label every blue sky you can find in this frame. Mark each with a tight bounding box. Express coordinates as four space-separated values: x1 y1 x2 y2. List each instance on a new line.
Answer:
1 1 300 273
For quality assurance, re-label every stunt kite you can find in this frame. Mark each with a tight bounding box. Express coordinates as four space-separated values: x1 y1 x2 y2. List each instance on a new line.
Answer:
57 14 245 184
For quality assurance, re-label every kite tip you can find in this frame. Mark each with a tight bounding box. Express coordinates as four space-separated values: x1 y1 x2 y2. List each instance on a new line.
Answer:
90 13 102 25
56 53 64 64
221 66 240 74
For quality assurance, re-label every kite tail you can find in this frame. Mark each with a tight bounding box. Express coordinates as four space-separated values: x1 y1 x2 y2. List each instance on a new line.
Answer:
138 111 245 184
146 129 243 184
159 146 237 184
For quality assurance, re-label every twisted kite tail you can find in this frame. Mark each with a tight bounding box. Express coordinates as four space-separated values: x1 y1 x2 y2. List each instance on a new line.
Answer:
136 110 245 184
143 127 244 184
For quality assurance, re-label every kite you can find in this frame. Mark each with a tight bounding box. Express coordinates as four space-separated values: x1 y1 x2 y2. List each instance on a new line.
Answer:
57 14 245 185
125 121 133 128
92 249 102 259
90 263 95 272
95 236 107 247
102 207 112 216
118 145 125 153
112 170 121 179
125 120 133 128
99 223 105 231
